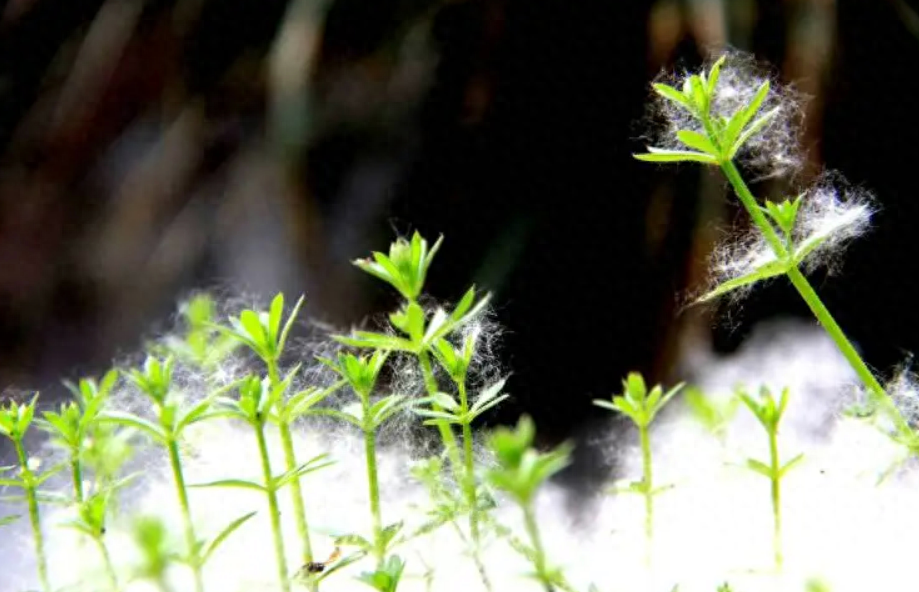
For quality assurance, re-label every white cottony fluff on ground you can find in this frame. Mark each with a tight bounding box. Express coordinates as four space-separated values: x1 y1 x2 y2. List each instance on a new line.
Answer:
3 320 918 592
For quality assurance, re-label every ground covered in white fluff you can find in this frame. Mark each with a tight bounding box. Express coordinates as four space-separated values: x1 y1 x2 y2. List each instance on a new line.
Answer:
1 320 915 592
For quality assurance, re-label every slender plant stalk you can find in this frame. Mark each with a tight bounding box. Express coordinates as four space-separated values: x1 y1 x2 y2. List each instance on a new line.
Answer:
166 440 205 592
15 440 50 592
416 349 464 471
522 504 553 592
458 382 491 592
268 359 319 591
720 161 893 406
363 423 384 568
95 536 120 591
638 423 654 554
71 455 84 503
767 425 783 569
255 425 292 592
278 423 317 589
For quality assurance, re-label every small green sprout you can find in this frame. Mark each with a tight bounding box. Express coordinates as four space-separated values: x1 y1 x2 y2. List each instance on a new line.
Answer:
594 373 683 558
357 554 406 592
193 375 331 592
321 351 408 569
485 415 572 591
738 385 803 570
340 233 497 589
159 293 240 371
222 293 304 381
38 369 118 503
59 480 135 591
684 386 740 444
130 515 181 592
100 357 243 592
0 394 55 592
353 231 442 301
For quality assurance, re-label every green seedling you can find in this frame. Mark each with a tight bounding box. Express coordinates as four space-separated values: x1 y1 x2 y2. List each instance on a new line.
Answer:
738 386 803 570
594 373 683 559
220 293 337 591
158 293 241 372
684 386 740 445
320 351 407 569
0 395 58 592
338 232 496 588
485 415 572 591
38 370 118 503
59 480 135 591
633 54 894 424
129 514 181 592
99 357 249 592
357 554 406 592
192 374 331 592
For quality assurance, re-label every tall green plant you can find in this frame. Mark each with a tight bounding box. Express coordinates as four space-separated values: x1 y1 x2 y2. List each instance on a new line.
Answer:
100 357 253 592
334 232 498 588
633 54 904 431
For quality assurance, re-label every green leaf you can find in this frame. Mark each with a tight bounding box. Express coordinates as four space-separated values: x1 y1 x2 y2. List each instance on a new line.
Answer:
98 412 168 444
188 479 266 493
268 294 285 346
333 332 415 353
273 455 334 490
745 458 774 479
728 107 780 159
676 130 719 157
652 83 694 113
706 55 726 96
200 511 257 565
779 453 805 477
429 392 459 412
415 409 461 424
0 515 19 528
333 533 373 551
722 80 770 152
380 521 404 549
633 148 718 165
695 258 788 303
468 386 508 421
278 295 305 355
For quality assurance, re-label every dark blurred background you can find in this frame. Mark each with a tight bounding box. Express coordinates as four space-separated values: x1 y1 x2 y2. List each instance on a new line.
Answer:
1 0 918 444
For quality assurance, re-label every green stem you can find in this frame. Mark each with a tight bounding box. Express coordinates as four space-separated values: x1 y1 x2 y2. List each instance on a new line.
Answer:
458 382 491 592
363 421 384 568
71 453 84 504
720 161 891 406
522 504 553 592
268 355 319 592
95 536 119 591
166 439 204 592
278 423 317 591
638 423 654 562
15 440 50 592
768 428 783 570
255 424 292 592
417 350 464 475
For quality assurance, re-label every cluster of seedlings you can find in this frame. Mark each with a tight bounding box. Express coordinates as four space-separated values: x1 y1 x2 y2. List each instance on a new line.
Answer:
3 51 919 592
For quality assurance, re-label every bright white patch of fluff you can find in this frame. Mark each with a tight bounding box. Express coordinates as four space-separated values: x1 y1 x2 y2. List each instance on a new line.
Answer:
704 173 873 305
3 321 919 592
